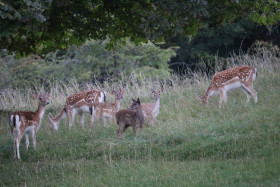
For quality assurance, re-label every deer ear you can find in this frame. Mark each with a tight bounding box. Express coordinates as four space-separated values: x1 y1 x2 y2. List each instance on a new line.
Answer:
151 90 155 93
132 98 136 102
137 98 140 103
47 91 51 98
160 87 164 93
35 93 39 100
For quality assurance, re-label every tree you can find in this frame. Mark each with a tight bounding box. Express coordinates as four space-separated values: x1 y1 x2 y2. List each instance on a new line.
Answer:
1 0 279 55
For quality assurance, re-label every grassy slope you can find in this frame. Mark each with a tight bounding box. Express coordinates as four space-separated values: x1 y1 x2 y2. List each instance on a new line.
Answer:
0 57 280 186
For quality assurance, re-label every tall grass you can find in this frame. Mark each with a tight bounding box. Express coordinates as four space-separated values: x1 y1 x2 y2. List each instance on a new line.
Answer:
0 53 280 186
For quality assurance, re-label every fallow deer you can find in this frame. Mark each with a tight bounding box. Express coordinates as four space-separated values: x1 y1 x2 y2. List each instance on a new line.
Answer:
115 98 144 137
129 89 163 125
8 92 50 160
90 90 124 126
195 65 258 108
48 89 106 130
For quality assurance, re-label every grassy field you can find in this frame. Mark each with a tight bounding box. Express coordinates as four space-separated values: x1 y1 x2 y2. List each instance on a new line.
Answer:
1 54 280 186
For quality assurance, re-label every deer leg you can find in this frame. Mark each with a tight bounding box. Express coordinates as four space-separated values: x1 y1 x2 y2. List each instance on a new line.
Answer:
132 125 137 136
103 117 107 126
117 123 125 137
32 129 36 150
150 117 155 126
90 112 95 127
80 112 85 129
11 128 17 158
69 109 76 127
243 84 258 103
13 138 17 158
147 116 152 126
219 90 226 108
25 134 29 150
16 133 24 160
241 86 252 103
90 106 96 127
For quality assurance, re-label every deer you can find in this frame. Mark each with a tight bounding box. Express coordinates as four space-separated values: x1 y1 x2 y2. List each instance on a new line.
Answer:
48 89 106 130
128 89 163 126
8 92 50 160
115 98 144 138
195 65 258 108
90 90 124 126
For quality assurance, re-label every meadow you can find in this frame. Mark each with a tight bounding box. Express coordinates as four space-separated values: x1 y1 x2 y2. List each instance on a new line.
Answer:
0 53 280 186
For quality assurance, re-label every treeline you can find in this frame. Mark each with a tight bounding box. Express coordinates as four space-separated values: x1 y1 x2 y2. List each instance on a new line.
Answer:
0 40 175 89
1 18 280 90
168 19 280 74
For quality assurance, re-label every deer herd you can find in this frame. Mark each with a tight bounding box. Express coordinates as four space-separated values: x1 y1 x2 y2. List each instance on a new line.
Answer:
8 65 258 160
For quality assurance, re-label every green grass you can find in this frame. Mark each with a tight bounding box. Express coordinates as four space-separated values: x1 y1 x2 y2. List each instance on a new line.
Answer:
1 56 280 186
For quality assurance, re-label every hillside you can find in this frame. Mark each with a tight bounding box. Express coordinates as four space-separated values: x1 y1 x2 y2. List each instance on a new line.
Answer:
0 53 280 186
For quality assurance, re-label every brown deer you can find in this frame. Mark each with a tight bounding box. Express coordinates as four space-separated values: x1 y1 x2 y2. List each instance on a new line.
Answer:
48 89 106 130
90 90 124 126
8 92 50 160
128 89 163 126
195 65 258 108
115 98 144 137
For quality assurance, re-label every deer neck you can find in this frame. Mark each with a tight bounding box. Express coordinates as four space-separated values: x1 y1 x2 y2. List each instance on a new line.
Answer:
202 86 215 104
35 104 46 129
52 107 67 123
114 99 121 111
136 107 144 122
152 98 160 115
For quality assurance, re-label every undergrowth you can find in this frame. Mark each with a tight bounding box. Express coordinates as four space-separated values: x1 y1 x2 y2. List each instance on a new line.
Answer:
0 53 279 186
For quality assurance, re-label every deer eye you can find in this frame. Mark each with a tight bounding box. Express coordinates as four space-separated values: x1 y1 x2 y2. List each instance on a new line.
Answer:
39 97 42 100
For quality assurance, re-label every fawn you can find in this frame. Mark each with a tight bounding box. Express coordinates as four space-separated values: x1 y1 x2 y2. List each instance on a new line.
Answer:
9 92 50 160
129 89 163 125
115 98 144 137
90 90 124 126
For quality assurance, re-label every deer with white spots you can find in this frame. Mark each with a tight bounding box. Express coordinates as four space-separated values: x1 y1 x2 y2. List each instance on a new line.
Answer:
48 89 106 130
195 65 258 108
89 90 124 126
8 92 50 160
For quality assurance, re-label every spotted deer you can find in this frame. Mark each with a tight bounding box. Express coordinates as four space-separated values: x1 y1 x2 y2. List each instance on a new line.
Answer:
8 92 50 160
195 65 258 108
48 89 106 130
115 98 144 137
90 90 124 126
129 89 163 125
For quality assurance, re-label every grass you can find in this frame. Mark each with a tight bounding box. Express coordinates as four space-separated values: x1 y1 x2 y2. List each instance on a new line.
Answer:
0 54 280 186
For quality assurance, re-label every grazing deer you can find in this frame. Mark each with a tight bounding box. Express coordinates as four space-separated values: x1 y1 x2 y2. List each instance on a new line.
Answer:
115 98 144 137
90 90 124 126
8 92 50 160
48 89 106 130
129 89 163 125
195 65 258 108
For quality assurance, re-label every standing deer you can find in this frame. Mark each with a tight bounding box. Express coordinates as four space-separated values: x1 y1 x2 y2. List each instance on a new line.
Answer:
8 92 50 160
195 65 258 108
115 98 144 137
90 90 124 126
129 89 163 125
48 89 106 130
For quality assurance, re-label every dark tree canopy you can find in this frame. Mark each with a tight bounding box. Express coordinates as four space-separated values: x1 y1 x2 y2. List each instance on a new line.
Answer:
1 0 280 55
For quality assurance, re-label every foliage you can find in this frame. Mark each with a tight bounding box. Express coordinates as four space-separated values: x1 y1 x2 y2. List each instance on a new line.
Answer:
0 53 280 186
0 39 175 89
1 0 280 55
169 19 279 74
